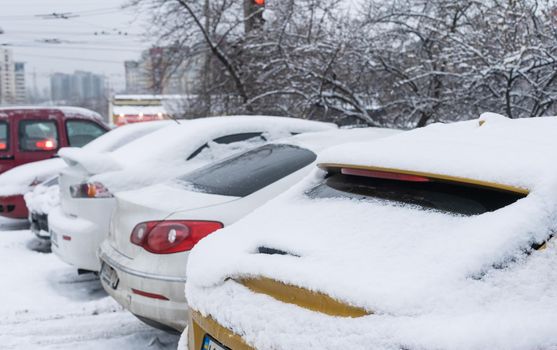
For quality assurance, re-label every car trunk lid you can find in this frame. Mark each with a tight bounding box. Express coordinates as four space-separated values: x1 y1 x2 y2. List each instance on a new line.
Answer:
109 184 237 259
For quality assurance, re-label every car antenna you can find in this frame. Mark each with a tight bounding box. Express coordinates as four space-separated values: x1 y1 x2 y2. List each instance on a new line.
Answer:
166 113 181 125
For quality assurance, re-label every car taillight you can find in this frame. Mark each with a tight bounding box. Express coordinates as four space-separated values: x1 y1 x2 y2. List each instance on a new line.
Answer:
70 182 113 198
0 141 6 150
130 220 223 254
341 168 431 182
35 139 57 151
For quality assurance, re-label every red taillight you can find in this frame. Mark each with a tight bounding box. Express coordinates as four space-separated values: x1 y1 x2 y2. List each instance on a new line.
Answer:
341 168 431 182
70 182 113 198
35 139 57 151
130 220 223 254
0 141 6 150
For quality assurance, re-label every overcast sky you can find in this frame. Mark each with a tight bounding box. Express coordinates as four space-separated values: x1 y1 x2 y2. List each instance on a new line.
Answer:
0 0 150 92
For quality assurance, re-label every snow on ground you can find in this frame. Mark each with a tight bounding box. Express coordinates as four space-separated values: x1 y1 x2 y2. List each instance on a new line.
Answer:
0 218 179 350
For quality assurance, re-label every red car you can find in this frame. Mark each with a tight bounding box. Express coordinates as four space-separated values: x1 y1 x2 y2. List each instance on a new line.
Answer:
0 107 109 219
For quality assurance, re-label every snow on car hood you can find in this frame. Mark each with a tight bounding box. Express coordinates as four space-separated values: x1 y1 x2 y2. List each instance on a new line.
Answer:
185 116 557 350
0 158 65 196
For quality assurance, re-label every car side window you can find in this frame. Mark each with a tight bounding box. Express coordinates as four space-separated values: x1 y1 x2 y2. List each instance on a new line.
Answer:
187 132 265 161
0 121 8 151
19 120 59 151
66 120 107 147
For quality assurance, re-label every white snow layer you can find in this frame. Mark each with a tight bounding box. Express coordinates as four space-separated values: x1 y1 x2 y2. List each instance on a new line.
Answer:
186 116 557 350
24 180 59 215
0 159 66 196
0 226 178 349
89 116 336 192
58 121 173 174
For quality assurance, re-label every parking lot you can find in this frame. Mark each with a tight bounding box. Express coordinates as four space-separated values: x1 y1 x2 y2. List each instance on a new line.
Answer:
0 219 179 350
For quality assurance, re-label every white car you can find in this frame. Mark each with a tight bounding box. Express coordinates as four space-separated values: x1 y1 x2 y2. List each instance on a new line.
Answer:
98 127 400 332
51 116 335 274
185 115 557 350
24 121 172 239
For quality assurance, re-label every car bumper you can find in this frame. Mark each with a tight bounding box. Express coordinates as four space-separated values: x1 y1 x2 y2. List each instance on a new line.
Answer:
0 194 28 219
98 241 189 332
30 211 49 239
49 207 103 272
188 310 253 350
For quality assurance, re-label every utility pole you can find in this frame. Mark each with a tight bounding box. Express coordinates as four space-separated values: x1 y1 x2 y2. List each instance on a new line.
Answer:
244 0 265 33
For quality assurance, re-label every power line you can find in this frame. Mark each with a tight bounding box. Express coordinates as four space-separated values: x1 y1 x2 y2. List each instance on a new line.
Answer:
0 7 126 20
13 53 125 64
2 43 145 53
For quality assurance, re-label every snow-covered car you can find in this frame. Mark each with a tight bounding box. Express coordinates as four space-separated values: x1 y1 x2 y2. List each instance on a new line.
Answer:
50 116 336 275
21 121 173 239
0 121 171 222
26 175 59 239
185 115 557 350
98 127 399 333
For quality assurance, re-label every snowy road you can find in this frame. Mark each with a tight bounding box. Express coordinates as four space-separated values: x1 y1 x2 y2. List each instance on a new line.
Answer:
0 221 179 350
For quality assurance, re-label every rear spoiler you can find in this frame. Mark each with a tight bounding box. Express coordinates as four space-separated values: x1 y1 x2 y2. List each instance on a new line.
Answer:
58 147 122 174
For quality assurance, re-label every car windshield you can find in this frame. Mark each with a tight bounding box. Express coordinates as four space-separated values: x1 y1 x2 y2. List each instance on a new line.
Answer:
178 144 317 197
307 171 526 216
0 122 7 151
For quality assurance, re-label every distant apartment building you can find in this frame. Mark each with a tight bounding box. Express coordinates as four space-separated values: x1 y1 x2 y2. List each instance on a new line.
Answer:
124 46 203 95
50 70 106 102
0 48 16 105
14 62 26 104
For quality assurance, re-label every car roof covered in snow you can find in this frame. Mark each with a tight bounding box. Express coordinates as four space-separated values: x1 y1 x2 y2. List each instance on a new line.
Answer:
318 114 557 192
185 115 557 350
108 116 336 168
0 106 104 121
270 126 401 152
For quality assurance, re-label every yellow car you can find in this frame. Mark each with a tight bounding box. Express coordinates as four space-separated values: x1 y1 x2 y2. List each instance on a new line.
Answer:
185 115 557 350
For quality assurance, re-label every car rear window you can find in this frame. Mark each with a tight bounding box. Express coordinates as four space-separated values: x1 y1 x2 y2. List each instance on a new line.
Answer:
19 120 59 151
179 144 317 197
307 171 525 216
0 122 8 151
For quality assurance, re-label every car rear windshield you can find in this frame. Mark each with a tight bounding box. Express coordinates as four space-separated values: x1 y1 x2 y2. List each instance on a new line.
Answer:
307 171 526 216
0 122 8 151
179 144 317 197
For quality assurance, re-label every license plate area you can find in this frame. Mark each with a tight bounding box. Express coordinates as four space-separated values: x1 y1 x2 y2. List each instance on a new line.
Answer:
100 262 119 290
202 335 229 350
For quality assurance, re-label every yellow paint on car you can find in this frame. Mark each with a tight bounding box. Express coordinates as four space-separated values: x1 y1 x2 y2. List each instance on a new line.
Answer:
238 277 370 318
189 310 254 350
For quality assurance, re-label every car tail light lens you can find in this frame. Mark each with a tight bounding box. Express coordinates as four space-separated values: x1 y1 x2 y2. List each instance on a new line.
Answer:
341 168 430 182
130 220 223 254
0 141 6 150
70 182 113 198
35 139 57 151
